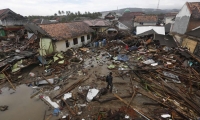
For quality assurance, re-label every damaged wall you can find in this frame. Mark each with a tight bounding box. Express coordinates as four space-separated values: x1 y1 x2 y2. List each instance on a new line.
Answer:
55 34 91 52
172 3 191 34
39 38 54 56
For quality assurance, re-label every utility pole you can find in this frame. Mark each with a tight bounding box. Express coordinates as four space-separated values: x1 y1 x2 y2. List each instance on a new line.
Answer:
157 0 160 10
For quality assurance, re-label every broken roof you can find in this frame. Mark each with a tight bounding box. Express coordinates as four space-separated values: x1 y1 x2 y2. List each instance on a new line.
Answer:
134 15 158 23
25 23 47 35
137 29 157 36
154 34 177 47
39 22 94 40
186 26 200 38
187 2 200 19
83 19 111 27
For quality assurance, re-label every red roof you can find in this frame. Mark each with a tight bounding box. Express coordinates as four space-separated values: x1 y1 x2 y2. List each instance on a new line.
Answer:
119 12 145 21
187 2 200 19
83 19 111 26
39 22 94 40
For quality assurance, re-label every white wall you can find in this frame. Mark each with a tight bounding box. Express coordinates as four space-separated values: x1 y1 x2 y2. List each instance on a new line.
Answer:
134 22 156 27
164 17 175 24
55 34 92 52
136 26 165 35
176 4 191 18
172 3 191 34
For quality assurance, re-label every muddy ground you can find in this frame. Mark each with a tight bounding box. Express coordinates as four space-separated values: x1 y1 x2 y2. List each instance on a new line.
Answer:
0 49 171 120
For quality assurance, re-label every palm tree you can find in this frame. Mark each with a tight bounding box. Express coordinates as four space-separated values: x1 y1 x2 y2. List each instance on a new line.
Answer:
58 10 61 16
62 11 64 15
54 13 57 16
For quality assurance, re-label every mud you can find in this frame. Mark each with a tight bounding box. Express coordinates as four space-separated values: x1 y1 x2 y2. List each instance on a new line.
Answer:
0 84 47 120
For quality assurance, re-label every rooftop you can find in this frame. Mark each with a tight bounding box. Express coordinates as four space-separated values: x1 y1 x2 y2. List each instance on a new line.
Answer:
83 19 111 26
187 2 200 19
119 12 145 21
39 22 94 40
134 15 158 23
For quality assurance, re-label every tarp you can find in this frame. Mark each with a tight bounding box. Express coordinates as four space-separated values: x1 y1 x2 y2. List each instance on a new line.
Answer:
117 54 129 62
136 26 165 35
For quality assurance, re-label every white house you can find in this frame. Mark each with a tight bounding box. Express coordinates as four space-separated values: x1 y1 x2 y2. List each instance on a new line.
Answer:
172 2 200 35
39 22 94 54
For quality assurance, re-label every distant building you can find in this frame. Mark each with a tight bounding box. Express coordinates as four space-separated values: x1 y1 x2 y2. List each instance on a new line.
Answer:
83 19 111 33
32 19 51 24
134 15 158 27
0 8 27 26
172 2 200 35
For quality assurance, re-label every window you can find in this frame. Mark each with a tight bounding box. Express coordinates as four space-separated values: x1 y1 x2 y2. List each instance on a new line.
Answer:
87 35 90 40
66 40 69 47
81 36 85 42
73 38 78 45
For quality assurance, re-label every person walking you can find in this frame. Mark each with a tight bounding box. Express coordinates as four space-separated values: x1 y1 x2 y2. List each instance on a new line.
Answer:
106 72 113 93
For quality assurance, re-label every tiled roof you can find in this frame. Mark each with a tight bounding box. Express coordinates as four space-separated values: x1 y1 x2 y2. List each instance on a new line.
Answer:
187 2 200 19
165 13 177 17
83 19 111 26
39 22 94 40
119 12 145 21
134 15 158 23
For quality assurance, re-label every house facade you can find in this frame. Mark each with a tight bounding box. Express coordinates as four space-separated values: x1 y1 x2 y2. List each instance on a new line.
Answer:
0 8 27 26
172 2 200 35
134 15 158 27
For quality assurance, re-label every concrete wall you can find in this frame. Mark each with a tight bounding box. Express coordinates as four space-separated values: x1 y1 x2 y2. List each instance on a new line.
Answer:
172 3 191 34
55 34 91 52
134 22 156 27
164 17 175 24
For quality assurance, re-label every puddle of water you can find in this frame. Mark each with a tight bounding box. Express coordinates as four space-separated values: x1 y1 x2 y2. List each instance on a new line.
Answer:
0 84 48 120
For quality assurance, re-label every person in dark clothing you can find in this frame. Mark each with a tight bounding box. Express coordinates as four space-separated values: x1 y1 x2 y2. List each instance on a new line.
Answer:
106 72 113 92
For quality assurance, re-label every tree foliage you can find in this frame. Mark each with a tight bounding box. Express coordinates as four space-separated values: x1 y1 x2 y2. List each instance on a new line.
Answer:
27 11 102 22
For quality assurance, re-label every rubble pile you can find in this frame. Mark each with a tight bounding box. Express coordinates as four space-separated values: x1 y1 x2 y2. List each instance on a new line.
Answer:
1 28 200 120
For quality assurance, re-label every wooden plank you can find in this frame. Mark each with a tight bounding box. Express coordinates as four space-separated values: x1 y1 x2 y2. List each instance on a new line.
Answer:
61 98 76 116
113 93 152 120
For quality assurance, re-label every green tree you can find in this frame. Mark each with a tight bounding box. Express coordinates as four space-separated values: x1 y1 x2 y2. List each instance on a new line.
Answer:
62 11 64 15
54 13 57 16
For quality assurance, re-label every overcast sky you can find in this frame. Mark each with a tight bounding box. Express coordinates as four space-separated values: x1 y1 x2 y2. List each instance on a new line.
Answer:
0 0 200 16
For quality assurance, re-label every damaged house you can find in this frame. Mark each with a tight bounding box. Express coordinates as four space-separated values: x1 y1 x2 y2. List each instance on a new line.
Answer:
83 19 111 33
0 8 27 26
25 22 94 56
182 27 200 58
172 2 200 38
